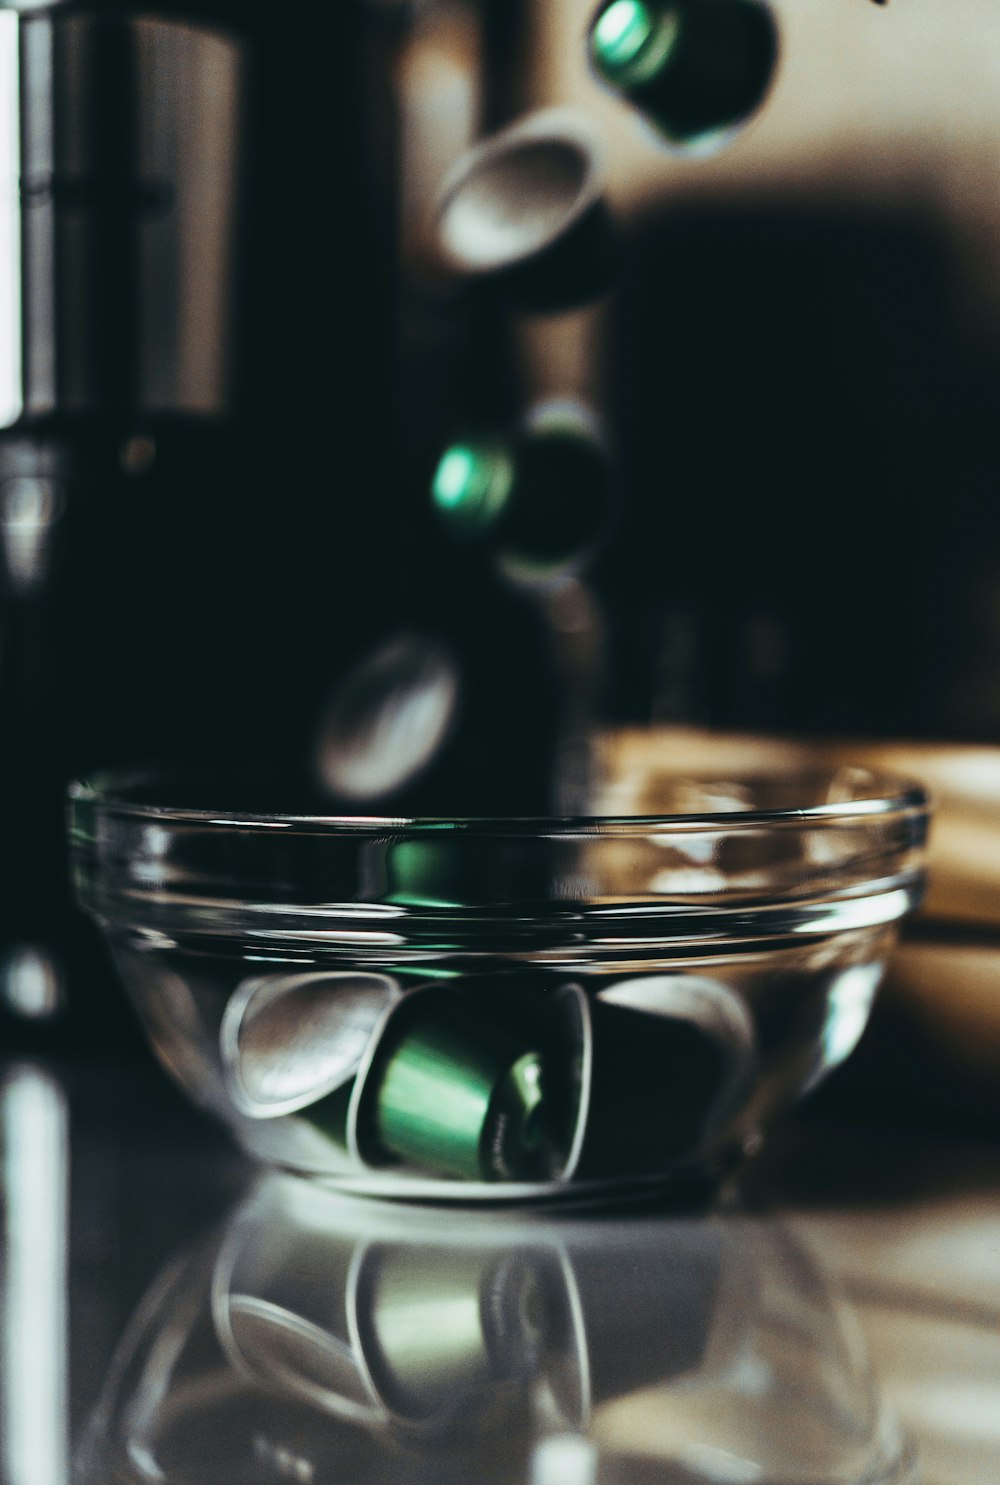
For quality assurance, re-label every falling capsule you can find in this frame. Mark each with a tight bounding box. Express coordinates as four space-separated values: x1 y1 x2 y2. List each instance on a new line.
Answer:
434 109 619 312
315 634 461 803
588 0 779 152
431 402 614 585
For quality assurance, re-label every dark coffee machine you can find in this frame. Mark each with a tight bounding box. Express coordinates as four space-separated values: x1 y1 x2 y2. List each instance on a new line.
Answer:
0 0 571 1043
0 3 250 1027
0 1 402 1039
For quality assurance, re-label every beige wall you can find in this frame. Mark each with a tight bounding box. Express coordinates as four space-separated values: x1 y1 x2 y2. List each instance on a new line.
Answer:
529 0 1000 336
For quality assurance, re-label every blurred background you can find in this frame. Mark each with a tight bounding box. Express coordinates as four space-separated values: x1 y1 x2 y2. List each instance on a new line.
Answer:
2 0 1000 1127
3 10 1000 1483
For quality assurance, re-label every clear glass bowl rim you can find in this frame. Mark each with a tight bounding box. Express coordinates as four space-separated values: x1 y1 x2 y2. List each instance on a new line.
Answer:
67 763 929 838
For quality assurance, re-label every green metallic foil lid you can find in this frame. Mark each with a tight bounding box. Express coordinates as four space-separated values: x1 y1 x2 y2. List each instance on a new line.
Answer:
430 402 613 585
589 0 778 150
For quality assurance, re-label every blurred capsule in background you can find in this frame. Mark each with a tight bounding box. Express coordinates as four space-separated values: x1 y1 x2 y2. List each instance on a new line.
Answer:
316 634 460 802
432 401 614 587
312 610 564 817
588 0 779 153
434 109 619 313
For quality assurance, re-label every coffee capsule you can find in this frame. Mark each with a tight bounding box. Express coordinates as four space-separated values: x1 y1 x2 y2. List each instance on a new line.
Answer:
563 975 756 1182
432 401 614 587
346 975 753 1186
588 0 779 152
352 985 551 1182
220 971 402 1131
383 834 552 909
431 441 516 541
384 838 472 909
315 634 460 802
434 109 619 313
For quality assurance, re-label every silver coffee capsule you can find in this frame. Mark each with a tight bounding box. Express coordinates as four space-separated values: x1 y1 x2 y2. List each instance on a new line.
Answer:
220 970 402 1122
434 109 619 313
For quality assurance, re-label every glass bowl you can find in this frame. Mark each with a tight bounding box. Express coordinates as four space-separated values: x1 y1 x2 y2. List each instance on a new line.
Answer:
68 764 928 1200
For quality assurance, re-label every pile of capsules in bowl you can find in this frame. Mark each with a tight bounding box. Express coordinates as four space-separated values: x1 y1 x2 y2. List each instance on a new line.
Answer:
69 765 928 1200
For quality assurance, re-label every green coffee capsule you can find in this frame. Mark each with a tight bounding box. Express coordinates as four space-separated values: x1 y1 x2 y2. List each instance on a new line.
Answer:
431 443 516 538
355 989 547 1182
588 0 778 152
431 402 613 585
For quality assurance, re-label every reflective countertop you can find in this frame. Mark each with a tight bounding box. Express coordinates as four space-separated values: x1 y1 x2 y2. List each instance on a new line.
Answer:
1 1053 997 1485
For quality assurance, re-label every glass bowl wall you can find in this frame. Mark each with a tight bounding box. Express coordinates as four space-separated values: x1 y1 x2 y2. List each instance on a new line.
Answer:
69 765 928 1199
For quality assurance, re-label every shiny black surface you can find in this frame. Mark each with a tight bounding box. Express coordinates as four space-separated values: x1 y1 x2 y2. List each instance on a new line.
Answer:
8 1050 998 1484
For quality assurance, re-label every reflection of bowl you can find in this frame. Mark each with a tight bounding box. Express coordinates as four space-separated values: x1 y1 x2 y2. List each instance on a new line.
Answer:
69 764 928 1199
80 1175 915 1485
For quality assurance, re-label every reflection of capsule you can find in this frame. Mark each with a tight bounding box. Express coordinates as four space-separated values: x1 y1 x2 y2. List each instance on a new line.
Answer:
352 1244 560 1429
212 1180 729 1438
432 402 613 586
85 1176 909 1485
552 1222 728 1424
213 1214 382 1425
383 835 554 909
588 0 779 152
